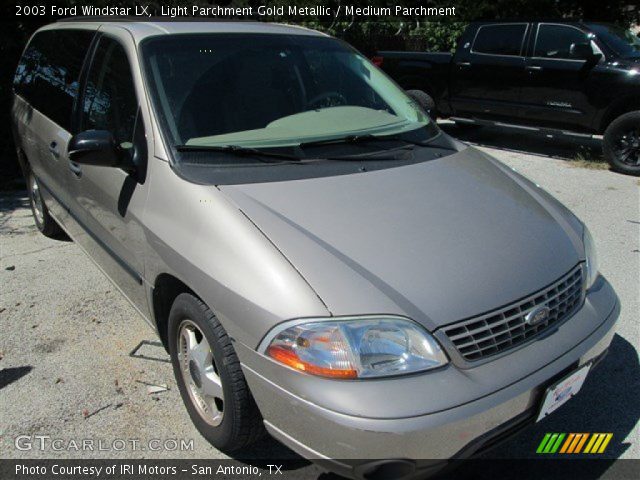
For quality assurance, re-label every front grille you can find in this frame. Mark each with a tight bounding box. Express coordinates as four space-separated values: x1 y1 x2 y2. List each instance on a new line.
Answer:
441 265 584 362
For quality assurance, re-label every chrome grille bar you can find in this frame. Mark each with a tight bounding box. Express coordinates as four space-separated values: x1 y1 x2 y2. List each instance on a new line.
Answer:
440 265 584 362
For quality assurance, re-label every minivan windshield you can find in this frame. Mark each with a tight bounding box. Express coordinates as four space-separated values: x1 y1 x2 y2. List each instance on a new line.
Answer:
589 24 640 58
141 33 432 154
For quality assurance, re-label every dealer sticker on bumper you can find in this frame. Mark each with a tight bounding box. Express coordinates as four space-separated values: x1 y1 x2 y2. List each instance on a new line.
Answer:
536 363 592 422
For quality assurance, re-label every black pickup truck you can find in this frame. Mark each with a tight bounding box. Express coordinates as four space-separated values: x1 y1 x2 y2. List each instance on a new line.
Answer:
375 21 640 174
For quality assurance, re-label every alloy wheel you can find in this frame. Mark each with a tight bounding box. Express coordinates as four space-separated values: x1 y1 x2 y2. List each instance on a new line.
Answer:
614 129 640 166
177 319 224 426
29 174 45 225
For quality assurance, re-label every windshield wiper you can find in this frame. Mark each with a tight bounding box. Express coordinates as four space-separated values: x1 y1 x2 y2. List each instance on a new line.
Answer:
175 144 302 163
299 132 455 151
299 134 401 149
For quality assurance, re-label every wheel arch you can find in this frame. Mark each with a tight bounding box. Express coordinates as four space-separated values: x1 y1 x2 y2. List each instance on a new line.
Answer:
152 273 198 352
397 74 436 98
599 97 640 133
15 147 31 179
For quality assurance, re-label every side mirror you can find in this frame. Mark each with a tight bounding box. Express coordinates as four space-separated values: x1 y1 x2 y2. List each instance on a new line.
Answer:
68 130 125 168
570 42 600 61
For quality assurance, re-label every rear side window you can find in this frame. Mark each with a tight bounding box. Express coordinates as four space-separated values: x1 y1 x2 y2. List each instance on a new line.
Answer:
13 29 94 131
472 24 527 56
534 24 590 59
82 37 139 147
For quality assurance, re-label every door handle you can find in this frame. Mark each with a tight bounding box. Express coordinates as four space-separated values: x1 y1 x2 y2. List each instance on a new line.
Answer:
525 65 543 72
456 61 471 68
68 160 82 178
48 141 60 158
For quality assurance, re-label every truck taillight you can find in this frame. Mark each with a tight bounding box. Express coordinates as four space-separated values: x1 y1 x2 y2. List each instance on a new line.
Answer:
371 56 384 67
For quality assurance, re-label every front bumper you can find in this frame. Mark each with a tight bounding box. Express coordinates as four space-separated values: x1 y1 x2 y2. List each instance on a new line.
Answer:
237 276 619 478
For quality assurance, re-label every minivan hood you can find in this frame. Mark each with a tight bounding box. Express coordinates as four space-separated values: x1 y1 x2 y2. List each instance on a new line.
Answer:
220 148 583 330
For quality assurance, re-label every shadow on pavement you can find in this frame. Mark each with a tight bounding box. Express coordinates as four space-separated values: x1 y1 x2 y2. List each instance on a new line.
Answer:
0 190 29 211
0 189 71 241
0 190 33 237
484 333 639 462
232 435 311 470
0 366 33 390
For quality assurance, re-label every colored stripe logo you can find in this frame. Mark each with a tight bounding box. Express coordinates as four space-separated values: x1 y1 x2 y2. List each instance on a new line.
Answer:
537 433 612 454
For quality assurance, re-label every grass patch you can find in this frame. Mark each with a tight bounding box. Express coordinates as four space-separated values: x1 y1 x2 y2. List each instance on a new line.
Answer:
568 146 609 170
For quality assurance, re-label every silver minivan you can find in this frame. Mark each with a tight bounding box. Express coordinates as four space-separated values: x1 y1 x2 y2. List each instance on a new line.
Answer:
12 20 620 479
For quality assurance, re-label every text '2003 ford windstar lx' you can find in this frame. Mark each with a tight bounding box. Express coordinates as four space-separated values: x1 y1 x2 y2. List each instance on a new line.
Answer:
12 20 620 479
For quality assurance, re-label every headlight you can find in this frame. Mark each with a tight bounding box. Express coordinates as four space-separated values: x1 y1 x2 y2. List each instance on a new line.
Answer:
261 317 448 379
584 226 599 289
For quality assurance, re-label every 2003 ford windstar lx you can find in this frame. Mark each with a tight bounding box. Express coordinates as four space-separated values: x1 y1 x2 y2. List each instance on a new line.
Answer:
12 20 620 479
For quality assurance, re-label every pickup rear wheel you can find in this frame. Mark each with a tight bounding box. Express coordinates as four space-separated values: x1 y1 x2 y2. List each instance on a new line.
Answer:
406 89 435 118
27 172 64 238
603 111 640 176
168 293 265 451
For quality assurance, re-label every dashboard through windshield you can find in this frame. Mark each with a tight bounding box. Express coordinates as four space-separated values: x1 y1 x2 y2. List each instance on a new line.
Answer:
141 33 433 160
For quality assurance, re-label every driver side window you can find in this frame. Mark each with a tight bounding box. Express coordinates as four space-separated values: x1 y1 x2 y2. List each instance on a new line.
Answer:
82 37 139 147
534 24 590 60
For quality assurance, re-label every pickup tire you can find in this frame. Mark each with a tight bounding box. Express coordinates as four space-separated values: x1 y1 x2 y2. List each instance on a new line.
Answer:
27 171 65 238
168 293 265 451
406 89 435 117
603 111 640 175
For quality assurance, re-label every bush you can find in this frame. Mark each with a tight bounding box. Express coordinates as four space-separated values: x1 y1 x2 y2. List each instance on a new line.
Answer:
298 21 467 55
408 22 467 52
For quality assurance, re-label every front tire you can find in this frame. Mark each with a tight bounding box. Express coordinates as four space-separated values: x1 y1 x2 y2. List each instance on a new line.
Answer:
168 293 264 451
27 172 64 238
603 111 640 175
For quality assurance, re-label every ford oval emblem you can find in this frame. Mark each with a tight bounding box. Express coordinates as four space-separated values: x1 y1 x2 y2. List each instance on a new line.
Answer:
525 306 550 326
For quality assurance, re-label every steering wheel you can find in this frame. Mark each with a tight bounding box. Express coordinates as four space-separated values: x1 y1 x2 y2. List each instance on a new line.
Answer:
306 91 347 110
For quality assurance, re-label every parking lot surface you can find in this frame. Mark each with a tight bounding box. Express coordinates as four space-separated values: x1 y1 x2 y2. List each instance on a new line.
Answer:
1 125 638 472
